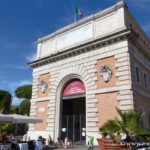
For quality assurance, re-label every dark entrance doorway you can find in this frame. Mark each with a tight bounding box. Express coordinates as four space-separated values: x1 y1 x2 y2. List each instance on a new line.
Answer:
61 79 86 144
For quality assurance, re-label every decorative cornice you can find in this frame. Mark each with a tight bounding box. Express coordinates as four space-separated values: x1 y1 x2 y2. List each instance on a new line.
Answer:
37 1 126 43
28 1 150 69
28 29 130 68
128 28 150 60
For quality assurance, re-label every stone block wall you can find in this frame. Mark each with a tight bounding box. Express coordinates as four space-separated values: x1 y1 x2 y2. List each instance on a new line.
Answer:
129 42 150 129
28 40 133 145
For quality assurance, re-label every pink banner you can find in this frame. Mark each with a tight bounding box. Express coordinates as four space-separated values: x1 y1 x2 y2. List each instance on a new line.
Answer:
63 80 85 96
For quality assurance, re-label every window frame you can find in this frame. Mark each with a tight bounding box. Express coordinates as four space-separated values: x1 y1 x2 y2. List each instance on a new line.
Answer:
135 65 141 84
143 72 148 88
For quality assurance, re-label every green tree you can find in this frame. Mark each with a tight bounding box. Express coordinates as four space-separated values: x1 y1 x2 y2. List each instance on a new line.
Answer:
100 108 150 142
15 85 32 115
19 99 30 115
0 90 12 114
15 85 32 99
11 105 19 114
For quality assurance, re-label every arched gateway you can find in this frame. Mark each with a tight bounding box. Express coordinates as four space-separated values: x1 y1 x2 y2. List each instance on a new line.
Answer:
59 79 86 143
28 1 150 146
54 74 88 144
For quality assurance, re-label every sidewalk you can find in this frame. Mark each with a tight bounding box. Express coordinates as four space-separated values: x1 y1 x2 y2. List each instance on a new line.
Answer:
43 145 99 150
57 145 99 150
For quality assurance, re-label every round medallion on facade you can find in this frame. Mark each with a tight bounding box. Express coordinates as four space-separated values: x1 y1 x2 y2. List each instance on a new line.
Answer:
40 80 48 93
100 65 112 82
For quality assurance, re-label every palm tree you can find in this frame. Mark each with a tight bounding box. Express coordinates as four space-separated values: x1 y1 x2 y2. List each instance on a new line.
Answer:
0 90 12 114
100 108 150 142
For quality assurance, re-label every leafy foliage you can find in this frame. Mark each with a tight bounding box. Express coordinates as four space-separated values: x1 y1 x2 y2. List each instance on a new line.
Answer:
1 124 12 135
0 90 12 114
19 99 30 115
100 119 121 136
15 85 32 99
100 108 150 142
15 85 32 115
0 123 12 137
11 105 19 114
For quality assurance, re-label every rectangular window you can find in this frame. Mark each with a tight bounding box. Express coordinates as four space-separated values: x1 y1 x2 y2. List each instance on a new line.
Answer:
135 67 140 83
144 73 148 88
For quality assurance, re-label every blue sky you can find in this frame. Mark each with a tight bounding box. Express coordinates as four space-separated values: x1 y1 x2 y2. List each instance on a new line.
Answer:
0 0 150 105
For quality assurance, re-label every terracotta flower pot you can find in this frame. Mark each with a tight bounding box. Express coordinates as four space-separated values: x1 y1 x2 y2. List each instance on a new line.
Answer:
97 138 113 150
97 138 127 150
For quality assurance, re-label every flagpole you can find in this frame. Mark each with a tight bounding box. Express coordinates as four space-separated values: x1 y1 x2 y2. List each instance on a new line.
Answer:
74 6 76 22
73 0 76 22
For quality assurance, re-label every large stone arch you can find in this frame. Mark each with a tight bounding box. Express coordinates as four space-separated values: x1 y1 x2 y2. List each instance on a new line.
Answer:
48 64 99 143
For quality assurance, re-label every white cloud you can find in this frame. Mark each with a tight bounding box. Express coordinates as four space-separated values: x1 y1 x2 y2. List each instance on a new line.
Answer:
26 52 37 62
25 41 37 62
1 80 32 92
9 80 32 89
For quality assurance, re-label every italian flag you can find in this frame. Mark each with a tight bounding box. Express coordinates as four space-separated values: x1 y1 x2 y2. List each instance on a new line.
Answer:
74 5 83 18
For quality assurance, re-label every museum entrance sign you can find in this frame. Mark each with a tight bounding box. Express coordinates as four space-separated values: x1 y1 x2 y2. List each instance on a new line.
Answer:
63 80 85 97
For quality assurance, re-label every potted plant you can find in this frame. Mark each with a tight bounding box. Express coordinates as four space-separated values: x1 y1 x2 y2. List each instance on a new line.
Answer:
97 108 150 150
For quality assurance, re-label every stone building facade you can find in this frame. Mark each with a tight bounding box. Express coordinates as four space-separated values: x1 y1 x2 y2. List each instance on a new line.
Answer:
28 2 150 145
